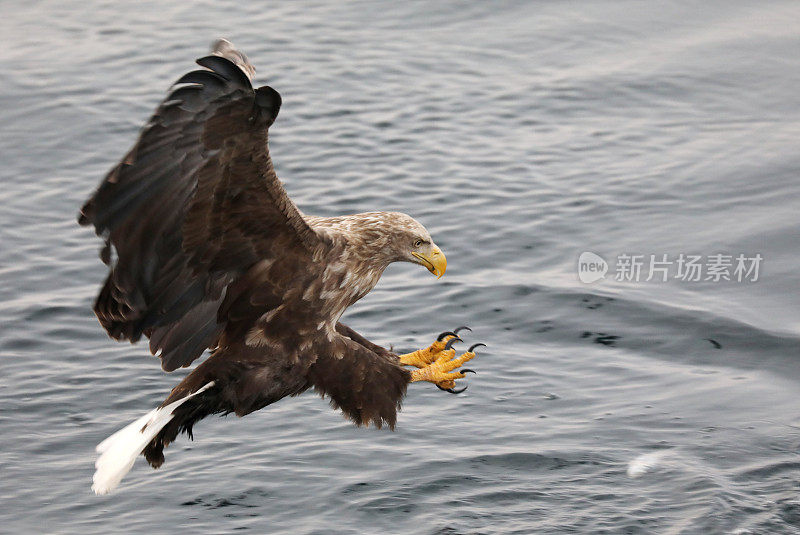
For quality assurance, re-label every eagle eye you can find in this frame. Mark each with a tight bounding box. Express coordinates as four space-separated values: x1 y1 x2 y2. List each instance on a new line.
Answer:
413 239 423 248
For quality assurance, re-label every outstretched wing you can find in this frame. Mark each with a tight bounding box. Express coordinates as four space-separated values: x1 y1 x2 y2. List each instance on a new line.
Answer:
79 41 325 371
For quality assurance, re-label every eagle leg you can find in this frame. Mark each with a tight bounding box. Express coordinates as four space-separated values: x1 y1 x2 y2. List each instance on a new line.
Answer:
408 340 484 392
397 326 469 368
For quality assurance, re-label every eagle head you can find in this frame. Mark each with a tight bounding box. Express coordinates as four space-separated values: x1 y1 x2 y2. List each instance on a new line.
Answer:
381 212 447 278
308 211 447 279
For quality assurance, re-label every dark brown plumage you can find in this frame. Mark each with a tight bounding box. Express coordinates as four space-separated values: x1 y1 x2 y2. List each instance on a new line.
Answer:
83 41 474 494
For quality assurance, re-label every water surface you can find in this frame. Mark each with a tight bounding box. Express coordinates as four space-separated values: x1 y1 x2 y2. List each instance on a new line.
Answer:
2 1 800 533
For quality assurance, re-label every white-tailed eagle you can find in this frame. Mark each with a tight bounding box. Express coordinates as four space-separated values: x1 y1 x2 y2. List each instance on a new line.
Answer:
80 40 484 495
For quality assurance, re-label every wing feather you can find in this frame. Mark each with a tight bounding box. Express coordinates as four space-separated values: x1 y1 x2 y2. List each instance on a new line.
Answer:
80 41 325 371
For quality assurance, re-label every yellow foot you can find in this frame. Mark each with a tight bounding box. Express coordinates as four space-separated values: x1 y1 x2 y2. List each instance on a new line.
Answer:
409 339 485 394
398 326 471 368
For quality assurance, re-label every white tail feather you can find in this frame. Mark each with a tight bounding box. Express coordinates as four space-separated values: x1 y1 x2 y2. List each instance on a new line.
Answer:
92 382 214 495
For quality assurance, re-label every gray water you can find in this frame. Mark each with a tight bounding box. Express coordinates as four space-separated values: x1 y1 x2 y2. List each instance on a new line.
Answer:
2 1 800 533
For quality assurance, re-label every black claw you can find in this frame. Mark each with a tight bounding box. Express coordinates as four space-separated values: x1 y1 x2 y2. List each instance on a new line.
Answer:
437 384 468 394
436 331 458 342
453 326 472 335
443 337 462 351
468 343 486 353
461 369 476 374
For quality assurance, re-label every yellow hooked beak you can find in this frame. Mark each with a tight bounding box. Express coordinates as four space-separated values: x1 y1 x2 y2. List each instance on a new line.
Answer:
412 246 447 279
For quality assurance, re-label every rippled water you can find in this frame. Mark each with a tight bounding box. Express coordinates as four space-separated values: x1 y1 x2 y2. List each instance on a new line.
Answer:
3 1 800 533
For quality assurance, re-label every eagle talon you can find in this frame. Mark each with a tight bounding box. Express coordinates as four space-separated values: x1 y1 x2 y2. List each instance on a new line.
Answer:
468 343 486 353
443 337 461 351
399 328 468 368
436 330 458 342
454 326 471 335
409 335 479 392
438 384 467 394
